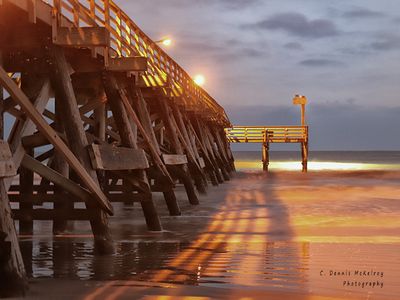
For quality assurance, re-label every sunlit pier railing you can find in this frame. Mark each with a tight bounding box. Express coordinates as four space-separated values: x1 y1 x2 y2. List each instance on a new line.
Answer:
225 126 309 172
225 126 308 143
16 0 229 125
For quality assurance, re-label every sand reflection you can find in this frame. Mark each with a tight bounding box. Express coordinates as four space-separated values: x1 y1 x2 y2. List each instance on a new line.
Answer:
18 170 400 299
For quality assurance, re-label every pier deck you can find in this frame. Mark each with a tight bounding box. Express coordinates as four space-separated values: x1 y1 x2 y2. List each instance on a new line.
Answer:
226 125 309 171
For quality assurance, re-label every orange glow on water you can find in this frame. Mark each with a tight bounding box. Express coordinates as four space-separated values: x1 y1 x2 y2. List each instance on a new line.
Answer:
84 170 400 299
235 160 400 171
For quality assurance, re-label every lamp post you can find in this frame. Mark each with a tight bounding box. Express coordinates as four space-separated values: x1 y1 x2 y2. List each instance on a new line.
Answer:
293 94 307 126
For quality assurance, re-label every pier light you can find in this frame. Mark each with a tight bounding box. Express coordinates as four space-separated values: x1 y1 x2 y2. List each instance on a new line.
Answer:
155 37 172 46
293 94 308 126
194 74 205 86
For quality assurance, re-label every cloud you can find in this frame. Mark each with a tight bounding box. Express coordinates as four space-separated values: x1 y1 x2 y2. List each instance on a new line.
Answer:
244 13 338 38
299 59 344 67
167 0 259 10
343 8 385 19
283 42 303 50
370 34 400 51
178 36 266 63
216 0 259 9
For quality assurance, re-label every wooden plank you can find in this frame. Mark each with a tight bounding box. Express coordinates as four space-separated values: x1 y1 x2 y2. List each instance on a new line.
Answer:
21 154 93 203
162 154 188 166
12 208 97 221
54 27 110 47
0 27 51 49
0 140 16 177
27 0 36 23
69 55 146 73
198 157 206 169
106 57 147 72
9 193 143 204
88 144 149 170
0 65 113 215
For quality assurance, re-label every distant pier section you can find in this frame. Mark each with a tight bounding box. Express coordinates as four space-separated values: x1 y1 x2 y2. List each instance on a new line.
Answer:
225 95 309 172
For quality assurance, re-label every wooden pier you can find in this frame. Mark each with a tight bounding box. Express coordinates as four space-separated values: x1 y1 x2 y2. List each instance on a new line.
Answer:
225 125 309 172
0 0 234 295
226 95 309 172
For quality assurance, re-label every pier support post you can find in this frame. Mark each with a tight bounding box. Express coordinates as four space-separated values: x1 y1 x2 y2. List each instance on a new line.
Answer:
158 97 199 205
0 181 28 297
50 46 114 254
190 116 223 185
0 139 27 296
19 149 34 235
130 85 181 215
172 105 207 194
52 94 70 234
262 130 270 172
204 124 230 181
103 74 162 230
301 141 308 172
262 142 269 172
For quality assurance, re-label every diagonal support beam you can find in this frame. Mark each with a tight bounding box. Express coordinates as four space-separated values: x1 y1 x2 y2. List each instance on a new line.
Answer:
5 78 52 190
118 86 173 184
21 154 93 203
0 66 113 215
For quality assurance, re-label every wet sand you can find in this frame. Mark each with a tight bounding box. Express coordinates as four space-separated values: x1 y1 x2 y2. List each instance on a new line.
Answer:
14 170 400 299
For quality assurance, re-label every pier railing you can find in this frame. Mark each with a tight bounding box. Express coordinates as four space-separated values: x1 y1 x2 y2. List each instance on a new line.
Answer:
225 126 308 143
40 0 229 125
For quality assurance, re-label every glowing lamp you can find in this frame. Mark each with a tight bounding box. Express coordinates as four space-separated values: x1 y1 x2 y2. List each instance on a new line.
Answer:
194 74 205 86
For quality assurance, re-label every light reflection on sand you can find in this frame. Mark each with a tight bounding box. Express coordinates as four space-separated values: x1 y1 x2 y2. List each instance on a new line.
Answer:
19 170 400 300
235 160 400 171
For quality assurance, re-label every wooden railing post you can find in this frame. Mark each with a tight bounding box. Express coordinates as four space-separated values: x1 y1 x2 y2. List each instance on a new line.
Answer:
52 0 61 43
103 0 110 66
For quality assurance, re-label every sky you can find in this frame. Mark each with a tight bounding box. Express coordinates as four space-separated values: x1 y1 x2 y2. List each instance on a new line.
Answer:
116 0 400 150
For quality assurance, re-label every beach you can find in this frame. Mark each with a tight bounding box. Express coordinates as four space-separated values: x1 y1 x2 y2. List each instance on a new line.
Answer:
13 152 400 300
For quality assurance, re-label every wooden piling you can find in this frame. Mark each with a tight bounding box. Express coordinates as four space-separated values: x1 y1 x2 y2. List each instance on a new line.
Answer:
103 74 162 230
130 84 181 215
158 97 199 205
50 47 114 253
0 142 27 297
52 94 70 234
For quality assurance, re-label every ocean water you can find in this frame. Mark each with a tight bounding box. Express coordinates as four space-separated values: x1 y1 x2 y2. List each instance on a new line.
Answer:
233 151 400 171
